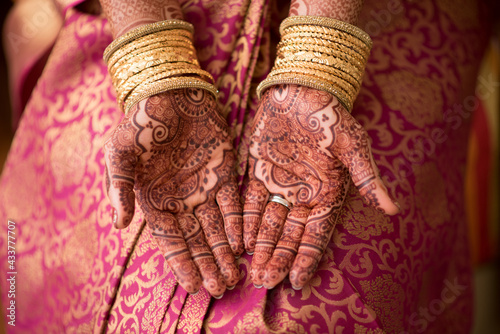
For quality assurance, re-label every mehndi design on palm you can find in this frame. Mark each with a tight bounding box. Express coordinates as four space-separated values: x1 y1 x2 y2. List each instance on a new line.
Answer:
104 88 243 297
244 84 399 290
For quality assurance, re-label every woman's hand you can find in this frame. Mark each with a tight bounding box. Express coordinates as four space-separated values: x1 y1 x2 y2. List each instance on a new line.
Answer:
244 84 399 290
104 88 243 298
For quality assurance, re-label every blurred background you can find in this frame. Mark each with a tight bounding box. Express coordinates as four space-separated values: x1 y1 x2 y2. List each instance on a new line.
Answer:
0 2 13 177
0 2 13 333
0 1 498 333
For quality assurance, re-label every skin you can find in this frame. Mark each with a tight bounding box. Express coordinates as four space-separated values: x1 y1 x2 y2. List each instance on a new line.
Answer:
101 0 398 295
243 0 400 291
99 0 183 38
100 0 242 298
289 0 364 25
104 89 243 297
243 85 400 290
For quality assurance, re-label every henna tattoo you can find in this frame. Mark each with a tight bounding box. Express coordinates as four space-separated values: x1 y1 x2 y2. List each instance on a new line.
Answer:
99 0 184 37
195 198 240 288
289 0 364 25
244 84 398 289
262 206 309 289
358 180 386 213
288 206 336 288
146 210 203 294
178 213 226 297
327 104 375 186
104 88 243 296
250 202 288 287
104 118 142 228
243 177 269 253
216 182 244 256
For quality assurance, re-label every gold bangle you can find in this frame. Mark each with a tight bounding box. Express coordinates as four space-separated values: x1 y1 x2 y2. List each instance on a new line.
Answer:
104 19 219 114
118 67 214 107
281 31 370 58
274 55 363 86
116 66 205 106
279 35 369 62
268 67 357 98
272 60 361 87
257 73 352 111
267 68 357 101
112 48 199 75
276 45 365 70
279 16 372 48
106 30 194 66
123 66 214 98
279 35 369 61
277 40 367 65
103 20 194 63
275 50 365 74
260 16 373 112
282 25 371 53
110 48 199 79
114 61 204 84
107 37 195 69
107 35 195 68
118 66 214 106
274 56 363 85
124 77 218 114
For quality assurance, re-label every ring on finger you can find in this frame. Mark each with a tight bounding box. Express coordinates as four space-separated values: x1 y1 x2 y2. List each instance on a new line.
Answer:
268 194 292 210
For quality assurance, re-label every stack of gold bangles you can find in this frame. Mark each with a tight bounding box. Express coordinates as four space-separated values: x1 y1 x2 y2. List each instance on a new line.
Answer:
103 19 218 114
256 16 373 112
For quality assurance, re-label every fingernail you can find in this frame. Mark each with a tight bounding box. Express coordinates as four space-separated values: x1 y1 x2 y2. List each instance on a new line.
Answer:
227 285 236 290
291 285 302 291
264 284 274 290
246 251 254 256
190 290 199 296
112 208 118 227
213 293 224 299
393 200 401 210
253 283 263 289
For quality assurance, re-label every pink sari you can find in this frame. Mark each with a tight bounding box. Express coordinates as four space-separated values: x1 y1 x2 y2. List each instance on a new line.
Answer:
0 0 492 332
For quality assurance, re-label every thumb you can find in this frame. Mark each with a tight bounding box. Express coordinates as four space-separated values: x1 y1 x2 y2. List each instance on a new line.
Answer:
356 166 400 215
333 113 400 215
104 123 139 228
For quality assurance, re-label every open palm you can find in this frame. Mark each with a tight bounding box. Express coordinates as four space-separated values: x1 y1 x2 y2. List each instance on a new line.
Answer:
104 88 243 298
244 84 399 290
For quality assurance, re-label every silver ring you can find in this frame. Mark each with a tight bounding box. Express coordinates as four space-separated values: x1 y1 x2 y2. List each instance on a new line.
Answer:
268 195 292 210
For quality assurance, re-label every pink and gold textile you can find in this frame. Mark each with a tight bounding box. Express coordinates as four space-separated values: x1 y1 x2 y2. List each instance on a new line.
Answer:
0 0 493 332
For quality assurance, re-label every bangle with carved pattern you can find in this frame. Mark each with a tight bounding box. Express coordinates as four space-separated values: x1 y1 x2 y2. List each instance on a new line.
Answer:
104 19 218 114
256 15 372 112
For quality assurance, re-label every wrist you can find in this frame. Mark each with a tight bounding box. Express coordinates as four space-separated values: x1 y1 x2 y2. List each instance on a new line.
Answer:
104 20 217 114
288 0 364 26
99 0 184 38
257 16 372 112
